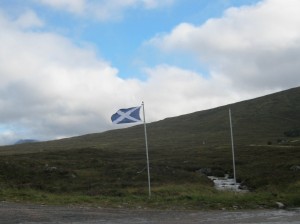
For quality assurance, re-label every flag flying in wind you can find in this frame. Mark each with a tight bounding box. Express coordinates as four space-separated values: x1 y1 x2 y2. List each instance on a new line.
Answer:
111 106 142 124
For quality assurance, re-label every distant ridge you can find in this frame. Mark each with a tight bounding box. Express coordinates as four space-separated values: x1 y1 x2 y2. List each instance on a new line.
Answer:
14 139 38 145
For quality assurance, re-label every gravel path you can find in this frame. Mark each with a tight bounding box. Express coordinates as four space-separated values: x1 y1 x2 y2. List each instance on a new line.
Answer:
0 202 300 223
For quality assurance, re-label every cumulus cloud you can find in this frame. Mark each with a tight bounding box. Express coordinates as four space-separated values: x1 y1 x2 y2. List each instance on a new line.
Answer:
1 0 300 145
34 0 174 21
140 65 242 121
0 11 142 143
0 8 247 145
150 0 300 91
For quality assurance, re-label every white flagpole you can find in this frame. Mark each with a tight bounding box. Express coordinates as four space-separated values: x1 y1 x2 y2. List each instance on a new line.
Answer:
229 108 237 190
142 101 151 198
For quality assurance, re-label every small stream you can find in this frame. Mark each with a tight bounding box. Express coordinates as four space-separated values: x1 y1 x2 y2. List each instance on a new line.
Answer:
207 174 248 192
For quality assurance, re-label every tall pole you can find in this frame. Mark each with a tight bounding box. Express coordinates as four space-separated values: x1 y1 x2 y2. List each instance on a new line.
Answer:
229 108 237 189
142 102 151 198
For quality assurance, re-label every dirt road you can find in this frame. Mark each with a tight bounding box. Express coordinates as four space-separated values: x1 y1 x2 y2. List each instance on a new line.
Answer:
0 202 300 223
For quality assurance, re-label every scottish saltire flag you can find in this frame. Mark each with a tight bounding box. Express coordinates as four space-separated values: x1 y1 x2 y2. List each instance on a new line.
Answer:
111 106 142 124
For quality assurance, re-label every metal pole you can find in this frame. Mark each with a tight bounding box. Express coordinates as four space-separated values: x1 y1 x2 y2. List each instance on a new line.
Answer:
229 108 237 190
142 102 151 198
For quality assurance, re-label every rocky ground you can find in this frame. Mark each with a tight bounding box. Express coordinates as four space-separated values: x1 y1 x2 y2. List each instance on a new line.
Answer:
0 202 300 223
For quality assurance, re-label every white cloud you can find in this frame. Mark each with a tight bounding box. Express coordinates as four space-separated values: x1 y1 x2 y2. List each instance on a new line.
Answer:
0 8 248 145
0 129 17 145
1 0 300 145
150 0 300 91
139 65 241 121
34 0 175 21
0 11 143 144
14 10 44 29
34 0 86 14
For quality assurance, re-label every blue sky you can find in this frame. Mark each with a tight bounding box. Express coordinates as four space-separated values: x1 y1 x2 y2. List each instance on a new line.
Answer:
1 0 259 79
0 0 300 145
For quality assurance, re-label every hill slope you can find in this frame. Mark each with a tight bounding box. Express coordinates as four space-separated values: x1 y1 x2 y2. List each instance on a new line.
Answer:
1 86 299 154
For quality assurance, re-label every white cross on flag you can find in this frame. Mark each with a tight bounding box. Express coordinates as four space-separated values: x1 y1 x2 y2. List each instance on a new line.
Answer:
111 106 142 124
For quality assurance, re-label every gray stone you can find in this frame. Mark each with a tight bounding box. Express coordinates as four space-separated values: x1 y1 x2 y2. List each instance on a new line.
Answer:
275 202 285 209
290 165 300 171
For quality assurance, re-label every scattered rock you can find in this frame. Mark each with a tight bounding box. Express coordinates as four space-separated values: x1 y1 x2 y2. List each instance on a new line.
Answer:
44 164 76 178
44 166 58 172
275 202 285 209
70 173 77 178
290 165 300 171
197 168 212 176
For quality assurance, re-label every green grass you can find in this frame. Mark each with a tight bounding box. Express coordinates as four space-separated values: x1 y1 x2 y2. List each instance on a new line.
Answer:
0 144 299 209
1 184 299 210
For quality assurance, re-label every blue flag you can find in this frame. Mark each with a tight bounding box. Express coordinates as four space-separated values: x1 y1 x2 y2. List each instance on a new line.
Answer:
111 106 142 124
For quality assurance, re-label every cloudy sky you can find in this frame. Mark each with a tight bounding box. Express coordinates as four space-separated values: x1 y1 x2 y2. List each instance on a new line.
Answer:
0 0 300 145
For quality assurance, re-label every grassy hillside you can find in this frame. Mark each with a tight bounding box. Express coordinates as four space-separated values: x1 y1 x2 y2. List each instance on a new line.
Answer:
0 87 299 209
